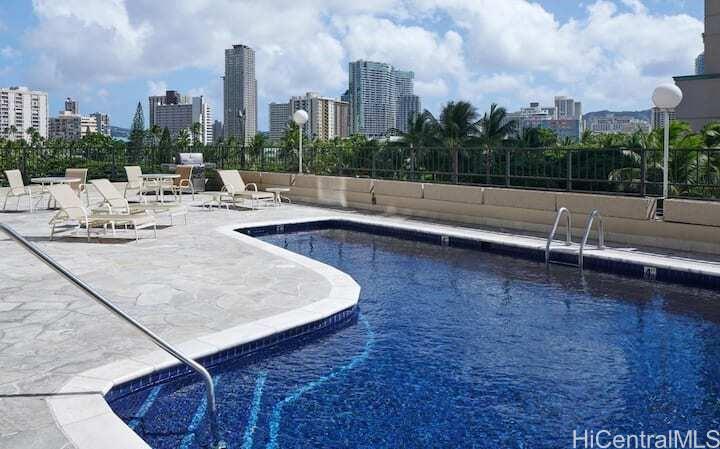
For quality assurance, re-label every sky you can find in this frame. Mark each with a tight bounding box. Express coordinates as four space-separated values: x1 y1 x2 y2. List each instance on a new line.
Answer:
0 0 705 130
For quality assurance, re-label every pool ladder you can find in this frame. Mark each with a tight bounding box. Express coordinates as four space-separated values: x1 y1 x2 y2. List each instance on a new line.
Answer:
545 208 605 271
0 224 227 449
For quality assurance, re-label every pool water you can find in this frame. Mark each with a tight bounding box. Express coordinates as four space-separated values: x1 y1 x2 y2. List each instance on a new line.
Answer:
110 229 720 449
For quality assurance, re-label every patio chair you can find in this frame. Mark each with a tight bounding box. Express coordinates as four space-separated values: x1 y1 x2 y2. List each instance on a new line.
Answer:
65 168 89 205
217 169 274 209
91 179 188 225
171 165 194 202
48 184 157 241
124 166 163 202
2 169 34 212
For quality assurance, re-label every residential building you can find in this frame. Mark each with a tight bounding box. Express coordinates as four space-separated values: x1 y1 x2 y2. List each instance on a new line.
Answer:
224 44 257 144
506 101 583 141
696 53 705 75
149 90 190 127
651 107 677 130
49 111 97 140
289 92 338 141
554 96 582 119
674 0 720 129
269 102 290 142
64 97 78 114
90 112 110 137
153 93 213 145
348 60 421 138
212 120 224 143
587 115 650 134
334 100 350 138
397 95 421 133
0 86 49 141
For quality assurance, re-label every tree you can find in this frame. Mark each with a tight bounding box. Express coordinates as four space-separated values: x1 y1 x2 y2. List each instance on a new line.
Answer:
477 103 516 147
176 128 190 150
128 102 146 163
701 122 720 148
399 111 436 178
191 122 203 147
427 101 479 183
520 127 558 148
158 127 173 164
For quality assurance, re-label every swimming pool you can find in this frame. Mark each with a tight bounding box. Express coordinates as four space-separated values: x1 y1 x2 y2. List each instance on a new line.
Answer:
110 225 720 448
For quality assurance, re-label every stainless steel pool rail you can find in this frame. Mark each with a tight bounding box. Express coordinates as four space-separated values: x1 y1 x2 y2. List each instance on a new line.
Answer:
0 223 226 449
545 207 573 265
578 209 605 271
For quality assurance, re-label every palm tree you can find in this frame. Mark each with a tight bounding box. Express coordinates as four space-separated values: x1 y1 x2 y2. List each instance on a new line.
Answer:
176 128 190 150
400 111 436 179
701 122 720 148
427 101 479 183
191 122 203 147
249 133 267 169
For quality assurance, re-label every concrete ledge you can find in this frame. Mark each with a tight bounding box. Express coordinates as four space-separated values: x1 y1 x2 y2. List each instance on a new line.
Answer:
557 192 656 220
372 179 423 199
664 198 720 227
423 183 483 204
484 187 557 211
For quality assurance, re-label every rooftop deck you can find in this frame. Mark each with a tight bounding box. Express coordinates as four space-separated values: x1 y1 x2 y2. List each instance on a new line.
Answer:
3 189 720 448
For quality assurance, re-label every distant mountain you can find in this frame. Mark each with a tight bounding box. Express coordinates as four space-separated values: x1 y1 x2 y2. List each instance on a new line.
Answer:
110 126 130 140
583 109 651 122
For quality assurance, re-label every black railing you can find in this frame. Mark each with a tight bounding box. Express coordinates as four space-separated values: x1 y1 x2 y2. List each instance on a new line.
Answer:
2 144 720 200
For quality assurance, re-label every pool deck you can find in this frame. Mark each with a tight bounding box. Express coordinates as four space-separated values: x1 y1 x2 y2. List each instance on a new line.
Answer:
3 191 720 449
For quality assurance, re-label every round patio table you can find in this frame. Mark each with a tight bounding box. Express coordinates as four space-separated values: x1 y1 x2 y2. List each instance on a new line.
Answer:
141 174 180 203
31 176 81 209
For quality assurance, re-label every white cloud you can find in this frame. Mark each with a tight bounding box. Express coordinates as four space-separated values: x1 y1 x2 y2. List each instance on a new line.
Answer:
146 80 167 97
21 0 704 123
0 46 20 58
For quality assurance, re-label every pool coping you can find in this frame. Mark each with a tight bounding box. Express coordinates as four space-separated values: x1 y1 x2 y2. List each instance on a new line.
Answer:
46 213 720 449
47 221 361 449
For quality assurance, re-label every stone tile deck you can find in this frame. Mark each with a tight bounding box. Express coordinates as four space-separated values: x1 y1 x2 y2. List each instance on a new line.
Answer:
3 189 720 448
0 193 346 449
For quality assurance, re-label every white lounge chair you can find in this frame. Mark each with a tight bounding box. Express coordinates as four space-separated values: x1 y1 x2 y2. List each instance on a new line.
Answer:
217 170 274 209
124 166 166 202
91 179 188 225
2 169 34 212
65 168 89 205
48 184 157 241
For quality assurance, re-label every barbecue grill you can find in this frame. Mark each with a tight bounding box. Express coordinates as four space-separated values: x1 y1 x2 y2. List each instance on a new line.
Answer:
161 153 215 192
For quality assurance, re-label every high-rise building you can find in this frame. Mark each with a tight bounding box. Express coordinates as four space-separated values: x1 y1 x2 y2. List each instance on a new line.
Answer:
674 0 720 129
49 111 97 140
224 44 257 144
0 87 49 141
149 91 190 127
151 91 213 144
289 92 339 141
269 102 290 142
651 107 677 130
90 112 110 137
347 61 421 137
397 95 421 133
554 96 582 119
696 53 705 75
64 97 78 114
212 120 223 143
285 92 350 141
506 101 583 141
334 100 350 138
348 61 395 138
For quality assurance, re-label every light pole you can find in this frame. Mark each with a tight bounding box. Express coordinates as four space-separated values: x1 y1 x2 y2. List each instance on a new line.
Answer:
651 84 683 199
293 110 309 174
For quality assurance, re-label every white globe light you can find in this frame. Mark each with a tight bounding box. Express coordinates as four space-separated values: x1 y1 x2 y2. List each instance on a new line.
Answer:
652 84 683 109
293 110 309 125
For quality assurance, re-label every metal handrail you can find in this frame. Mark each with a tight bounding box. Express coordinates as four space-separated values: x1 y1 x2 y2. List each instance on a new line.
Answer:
578 209 605 271
0 223 225 449
545 207 572 265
